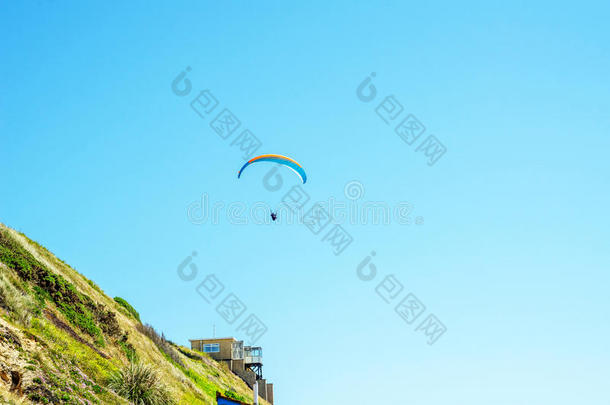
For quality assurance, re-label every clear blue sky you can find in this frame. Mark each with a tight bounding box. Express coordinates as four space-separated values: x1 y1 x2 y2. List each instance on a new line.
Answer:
2 1 609 404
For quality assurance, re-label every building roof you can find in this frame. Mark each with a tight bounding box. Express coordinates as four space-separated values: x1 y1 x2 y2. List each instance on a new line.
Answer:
189 337 238 342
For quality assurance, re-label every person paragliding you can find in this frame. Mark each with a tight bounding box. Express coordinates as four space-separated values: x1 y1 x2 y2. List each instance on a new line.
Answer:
237 154 307 223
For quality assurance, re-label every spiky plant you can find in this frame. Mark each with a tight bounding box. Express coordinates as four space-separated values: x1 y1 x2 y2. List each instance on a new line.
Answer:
108 362 175 405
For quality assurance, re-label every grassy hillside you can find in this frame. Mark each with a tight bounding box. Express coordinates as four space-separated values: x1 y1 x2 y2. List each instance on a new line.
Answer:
0 223 269 405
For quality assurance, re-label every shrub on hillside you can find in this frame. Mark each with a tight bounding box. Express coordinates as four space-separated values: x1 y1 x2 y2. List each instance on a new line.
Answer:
114 296 141 322
94 303 121 337
108 362 174 405
119 332 139 363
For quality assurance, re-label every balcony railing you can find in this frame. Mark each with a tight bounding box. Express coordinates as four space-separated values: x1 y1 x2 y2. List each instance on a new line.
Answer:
244 355 262 364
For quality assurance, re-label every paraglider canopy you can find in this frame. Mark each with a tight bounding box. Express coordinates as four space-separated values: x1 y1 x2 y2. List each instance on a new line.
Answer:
237 154 307 183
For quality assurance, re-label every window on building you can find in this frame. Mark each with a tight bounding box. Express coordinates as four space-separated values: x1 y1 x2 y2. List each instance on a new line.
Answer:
203 343 220 353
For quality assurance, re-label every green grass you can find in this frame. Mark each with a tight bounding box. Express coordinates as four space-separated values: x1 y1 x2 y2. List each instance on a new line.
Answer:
24 320 115 405
165 351 249 404
29 318 118 383
223 389 248 403
175 361 218 398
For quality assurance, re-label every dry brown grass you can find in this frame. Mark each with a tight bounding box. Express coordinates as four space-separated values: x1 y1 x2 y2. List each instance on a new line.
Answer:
0 263 34 326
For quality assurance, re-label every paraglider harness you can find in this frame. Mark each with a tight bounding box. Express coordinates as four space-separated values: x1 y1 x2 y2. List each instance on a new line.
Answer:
270 212 278 221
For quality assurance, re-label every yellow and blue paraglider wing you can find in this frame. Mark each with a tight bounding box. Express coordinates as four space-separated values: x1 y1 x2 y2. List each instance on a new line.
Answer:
237 154 307 183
